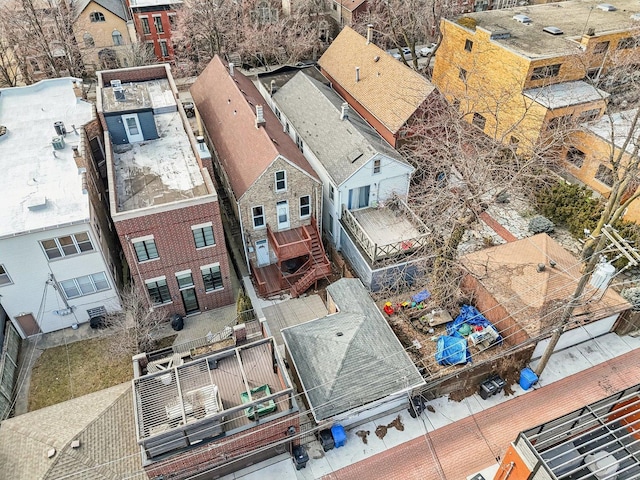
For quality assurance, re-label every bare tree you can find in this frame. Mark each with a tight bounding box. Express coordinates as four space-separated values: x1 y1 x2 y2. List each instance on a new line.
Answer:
104 287 168 357
0 0 84 83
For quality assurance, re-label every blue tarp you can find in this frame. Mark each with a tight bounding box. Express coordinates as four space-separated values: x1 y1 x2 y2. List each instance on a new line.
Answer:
446 305 503 345
412 289 430 304
435 336 470 365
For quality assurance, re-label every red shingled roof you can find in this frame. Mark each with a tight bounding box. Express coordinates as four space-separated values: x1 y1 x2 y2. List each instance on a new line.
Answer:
191 55 319 199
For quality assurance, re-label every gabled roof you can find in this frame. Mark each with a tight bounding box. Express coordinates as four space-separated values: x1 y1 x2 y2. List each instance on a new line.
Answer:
272 70 413 185
74 0 128 21
191 56 319 200
281 278 425 421
0 383 144 480
461 234 629 337
318 26 435 135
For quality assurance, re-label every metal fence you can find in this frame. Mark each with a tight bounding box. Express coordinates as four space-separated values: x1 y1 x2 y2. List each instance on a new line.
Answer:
0 321 21 418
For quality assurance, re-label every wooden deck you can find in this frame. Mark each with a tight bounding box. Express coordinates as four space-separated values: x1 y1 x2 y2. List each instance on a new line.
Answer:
252 263 287 297
351 207 421 245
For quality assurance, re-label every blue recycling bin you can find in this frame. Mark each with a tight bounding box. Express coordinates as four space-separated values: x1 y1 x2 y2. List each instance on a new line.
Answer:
331 424 347 448
519 368 539 390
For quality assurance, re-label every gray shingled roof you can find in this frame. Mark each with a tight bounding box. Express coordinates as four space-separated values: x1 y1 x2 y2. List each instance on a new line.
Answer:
74 0 128 21
272 71 411 186
0 383 145 480
282 279 425 421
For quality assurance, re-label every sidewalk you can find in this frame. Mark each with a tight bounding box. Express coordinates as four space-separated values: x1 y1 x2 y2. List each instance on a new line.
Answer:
219 331 640 480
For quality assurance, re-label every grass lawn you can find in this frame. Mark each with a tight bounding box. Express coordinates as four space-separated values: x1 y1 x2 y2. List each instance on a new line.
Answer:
28 334 176 411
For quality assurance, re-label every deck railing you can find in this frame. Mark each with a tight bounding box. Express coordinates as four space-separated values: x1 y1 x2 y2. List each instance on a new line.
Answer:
341 199 430 263
267 225 312 261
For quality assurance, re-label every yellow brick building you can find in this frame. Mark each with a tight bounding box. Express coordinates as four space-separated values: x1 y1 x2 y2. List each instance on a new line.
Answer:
74 0 135 74
562 109 640 222
432 0 640 151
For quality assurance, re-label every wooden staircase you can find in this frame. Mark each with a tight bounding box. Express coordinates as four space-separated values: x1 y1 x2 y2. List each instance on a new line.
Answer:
290 222 331 298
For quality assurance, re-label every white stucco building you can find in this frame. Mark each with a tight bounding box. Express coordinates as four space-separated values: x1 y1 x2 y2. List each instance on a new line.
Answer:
0 78 121 337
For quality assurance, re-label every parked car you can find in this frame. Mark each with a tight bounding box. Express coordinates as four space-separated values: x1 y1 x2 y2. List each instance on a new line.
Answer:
390 47 413 61
419 43 437 57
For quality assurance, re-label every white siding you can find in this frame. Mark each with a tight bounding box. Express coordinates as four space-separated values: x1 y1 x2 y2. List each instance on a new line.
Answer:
0 223 121 336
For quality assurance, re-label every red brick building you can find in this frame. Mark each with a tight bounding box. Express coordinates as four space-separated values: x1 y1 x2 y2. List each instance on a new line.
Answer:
97 64 234 316
126 0 180 61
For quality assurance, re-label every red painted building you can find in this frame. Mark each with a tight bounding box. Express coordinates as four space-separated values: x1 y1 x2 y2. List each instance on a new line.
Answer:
126 0 181 61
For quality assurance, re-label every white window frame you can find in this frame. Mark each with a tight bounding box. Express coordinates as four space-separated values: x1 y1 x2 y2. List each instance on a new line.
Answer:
200 263 224 292
159 39 169 57
153 15 164 34
191 222 215 249
300 195 311 218
176 271 194 290
252 205 266 229
275 170 287 192
40 232 94 260
132 236 159 262
60 272 110 299
0 265 12 286
145 276 171 305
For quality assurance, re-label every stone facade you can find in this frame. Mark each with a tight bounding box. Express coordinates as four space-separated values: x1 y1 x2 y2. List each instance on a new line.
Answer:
239 156 321 264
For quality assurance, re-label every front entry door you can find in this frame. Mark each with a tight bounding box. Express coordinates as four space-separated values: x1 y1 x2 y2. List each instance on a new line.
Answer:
276 200 290 229
255 239 270 266
15 313 41 337
180 288 199 315
122 114 144 143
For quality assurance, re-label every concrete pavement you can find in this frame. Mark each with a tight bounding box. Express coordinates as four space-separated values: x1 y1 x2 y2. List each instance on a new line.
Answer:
218 331 640 480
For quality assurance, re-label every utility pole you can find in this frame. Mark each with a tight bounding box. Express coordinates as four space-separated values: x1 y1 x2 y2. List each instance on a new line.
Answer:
534 225 640 377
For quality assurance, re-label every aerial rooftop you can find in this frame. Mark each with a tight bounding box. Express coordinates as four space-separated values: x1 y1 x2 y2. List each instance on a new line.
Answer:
265 69 409 185
455 0 640 58
101 78 210 212
588 108 640 153
0 78 93 238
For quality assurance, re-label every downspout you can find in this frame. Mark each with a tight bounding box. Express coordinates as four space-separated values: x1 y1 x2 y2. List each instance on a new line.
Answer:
47 273 72 310
238 201 251 273
316 182 322 233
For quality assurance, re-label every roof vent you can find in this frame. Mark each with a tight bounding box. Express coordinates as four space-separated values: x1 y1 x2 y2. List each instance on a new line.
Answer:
110 79 121 88
26 194 47 210
47 448 56 459
543 26 563 35
537 263 546 272
54 121 66 136
597 3 616 11
513 14 532 24
229 62 234 77
631 12 640 20
355 66 360 82
71 440 81 449
113 86 125 102
340 102 349 121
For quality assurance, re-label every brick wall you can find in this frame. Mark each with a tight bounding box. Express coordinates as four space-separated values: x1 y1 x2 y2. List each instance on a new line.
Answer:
114 200 234 315
144 412 300 479
461 274 530 346
99 64 169 86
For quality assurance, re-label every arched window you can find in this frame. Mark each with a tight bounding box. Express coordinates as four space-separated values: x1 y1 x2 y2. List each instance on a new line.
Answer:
112 30 123 46
83 32 95 48
90 11 105 22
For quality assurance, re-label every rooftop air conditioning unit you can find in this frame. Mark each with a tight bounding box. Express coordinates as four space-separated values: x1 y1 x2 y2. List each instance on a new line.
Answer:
113 86 125 101
597 3 616 11
111 79 122 88
52 135 65 150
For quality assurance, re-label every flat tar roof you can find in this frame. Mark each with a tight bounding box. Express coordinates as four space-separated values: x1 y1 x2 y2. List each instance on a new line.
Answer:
0 78 93 238
107 79 209 212
455 0 640 59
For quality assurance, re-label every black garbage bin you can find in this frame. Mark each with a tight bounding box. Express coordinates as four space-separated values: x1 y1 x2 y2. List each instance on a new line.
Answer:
318 429 334 452
170 314 184 331
292 445 309 470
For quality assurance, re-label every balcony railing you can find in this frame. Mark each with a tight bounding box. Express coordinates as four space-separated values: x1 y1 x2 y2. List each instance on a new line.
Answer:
341 199 430 264
267 224 312 261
